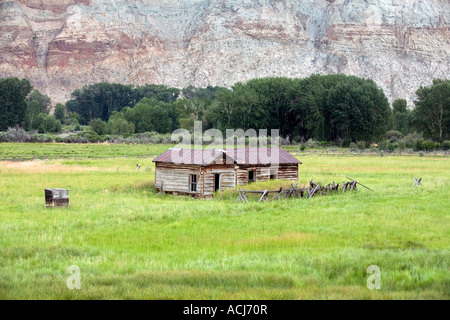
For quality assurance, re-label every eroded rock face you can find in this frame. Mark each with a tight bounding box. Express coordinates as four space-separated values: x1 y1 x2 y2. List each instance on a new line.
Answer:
0 0 449 106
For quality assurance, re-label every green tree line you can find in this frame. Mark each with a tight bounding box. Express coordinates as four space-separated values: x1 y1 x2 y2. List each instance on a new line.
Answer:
1 76 449 144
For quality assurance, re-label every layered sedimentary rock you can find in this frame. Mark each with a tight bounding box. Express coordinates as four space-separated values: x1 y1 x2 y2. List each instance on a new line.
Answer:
0 0 448 106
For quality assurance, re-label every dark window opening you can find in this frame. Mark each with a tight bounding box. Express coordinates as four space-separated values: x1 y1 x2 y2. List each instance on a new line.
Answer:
190 174 197 192
214 174 220 192
270 170 277 180
248 170 255 183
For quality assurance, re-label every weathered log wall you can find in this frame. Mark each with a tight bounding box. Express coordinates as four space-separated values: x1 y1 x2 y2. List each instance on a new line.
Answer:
236 164 298 185
155 163 299 197
155 163 201 194
277 165 299 182
202 164 235 196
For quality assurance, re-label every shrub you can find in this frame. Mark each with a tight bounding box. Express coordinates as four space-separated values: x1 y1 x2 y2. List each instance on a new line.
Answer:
398 140 406 151
35 114 62 133
75 130 105 143
4 127 30 142
108 131 175 144
63 135 88 143
349 142 357 150
405 133 423 149
305 139 319 148
29 133 52 143
387 142 399 151
421 140 437 151
107 117 135 136
414 138 425 151
90 118 107 135
280 136 291 145
64 112 81 125
386 130 404 143
378 140 389 150
356 141 366 150
342 139 351 148
441 140 450 150
53 103 65 122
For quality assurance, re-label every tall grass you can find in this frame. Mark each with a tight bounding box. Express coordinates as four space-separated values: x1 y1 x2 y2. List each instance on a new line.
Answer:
0 147 449 299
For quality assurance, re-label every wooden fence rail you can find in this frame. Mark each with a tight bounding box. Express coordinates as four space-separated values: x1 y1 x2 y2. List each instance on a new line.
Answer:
235 179 369 204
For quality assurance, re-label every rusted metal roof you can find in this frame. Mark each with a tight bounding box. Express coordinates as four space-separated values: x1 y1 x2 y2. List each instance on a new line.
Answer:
152 147 302 166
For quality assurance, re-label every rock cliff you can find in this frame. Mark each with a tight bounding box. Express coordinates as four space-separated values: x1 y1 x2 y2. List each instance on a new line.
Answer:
0 0 449 106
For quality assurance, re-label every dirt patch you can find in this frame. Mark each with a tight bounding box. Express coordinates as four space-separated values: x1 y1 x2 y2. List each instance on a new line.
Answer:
0 160 110 173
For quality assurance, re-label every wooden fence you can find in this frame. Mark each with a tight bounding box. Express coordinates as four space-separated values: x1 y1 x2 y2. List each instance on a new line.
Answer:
235 179 372 204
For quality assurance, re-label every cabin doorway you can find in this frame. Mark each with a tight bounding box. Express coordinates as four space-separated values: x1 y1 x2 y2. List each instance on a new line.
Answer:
214 174 221 192
248 170 256 183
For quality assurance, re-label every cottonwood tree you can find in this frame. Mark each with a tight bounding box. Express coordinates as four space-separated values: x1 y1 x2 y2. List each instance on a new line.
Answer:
392 99 412 135
54 103 66 122
0 77 32 130
25 100 41 130
26 89 51 114
413 79 449 141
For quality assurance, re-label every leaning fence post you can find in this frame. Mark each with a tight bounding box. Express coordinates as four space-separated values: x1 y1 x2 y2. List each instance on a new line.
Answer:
412 178 422 187
259 190 268 202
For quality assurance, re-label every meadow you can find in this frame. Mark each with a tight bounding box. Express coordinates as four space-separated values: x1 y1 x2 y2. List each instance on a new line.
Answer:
0 143 449 299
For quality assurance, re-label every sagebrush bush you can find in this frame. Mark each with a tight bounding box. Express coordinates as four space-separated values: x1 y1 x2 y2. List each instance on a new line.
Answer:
306 139 319 148
5 127 30 142
405 133 423 149
29 134 52 143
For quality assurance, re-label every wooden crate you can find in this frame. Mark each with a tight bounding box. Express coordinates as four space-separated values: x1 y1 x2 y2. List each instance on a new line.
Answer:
45 188 69 208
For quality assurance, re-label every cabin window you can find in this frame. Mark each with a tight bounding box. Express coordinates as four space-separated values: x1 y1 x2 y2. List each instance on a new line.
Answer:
190 174 197 192
248 170 256 183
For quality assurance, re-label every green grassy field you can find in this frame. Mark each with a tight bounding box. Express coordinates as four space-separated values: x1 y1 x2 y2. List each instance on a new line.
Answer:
0 143 449 299
0 142 171 158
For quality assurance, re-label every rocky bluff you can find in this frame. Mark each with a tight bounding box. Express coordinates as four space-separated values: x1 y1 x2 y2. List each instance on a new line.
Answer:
0 0 448 106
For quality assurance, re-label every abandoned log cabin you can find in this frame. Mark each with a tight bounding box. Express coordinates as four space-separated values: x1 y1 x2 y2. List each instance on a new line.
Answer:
152 147 302 198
